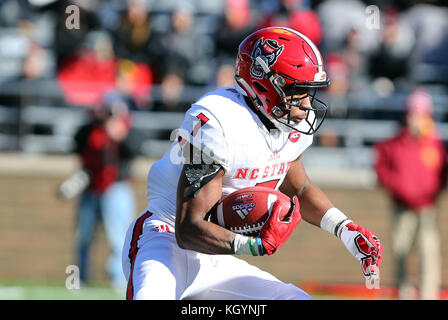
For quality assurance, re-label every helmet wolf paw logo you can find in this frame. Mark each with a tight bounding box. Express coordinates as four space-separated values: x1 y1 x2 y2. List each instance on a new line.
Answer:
250 38 284 79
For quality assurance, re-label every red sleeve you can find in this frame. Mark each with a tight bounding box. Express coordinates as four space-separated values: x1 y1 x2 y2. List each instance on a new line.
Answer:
374 141 403 194
373 141 400 193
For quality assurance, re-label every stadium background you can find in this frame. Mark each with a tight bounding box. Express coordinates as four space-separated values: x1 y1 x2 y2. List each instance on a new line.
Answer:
0 0 447 299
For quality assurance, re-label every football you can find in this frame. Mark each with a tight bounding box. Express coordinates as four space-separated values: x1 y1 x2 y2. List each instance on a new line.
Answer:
209 186 294 236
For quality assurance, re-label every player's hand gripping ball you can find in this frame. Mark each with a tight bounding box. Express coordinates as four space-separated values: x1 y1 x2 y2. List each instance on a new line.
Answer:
209 186 302 255
209 187 293 236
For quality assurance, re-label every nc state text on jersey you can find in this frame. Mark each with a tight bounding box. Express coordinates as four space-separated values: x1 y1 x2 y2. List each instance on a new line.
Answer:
234 161 293 180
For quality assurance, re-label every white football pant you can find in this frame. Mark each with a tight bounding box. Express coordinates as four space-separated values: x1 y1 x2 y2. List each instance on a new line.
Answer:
122 214 311 300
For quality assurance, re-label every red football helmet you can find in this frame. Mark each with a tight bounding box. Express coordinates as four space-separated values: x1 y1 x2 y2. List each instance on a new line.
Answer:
235 27 330 134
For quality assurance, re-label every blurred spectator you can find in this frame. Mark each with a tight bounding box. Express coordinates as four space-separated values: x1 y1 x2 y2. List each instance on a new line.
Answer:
342 26 371 93
214 62 235 88
374 87 447 300
57 31 117 107
160 4 196 82
368 7 415 89
22 42 48 80
158 2 212 86
324 52 350 118
288 9 323 45
113 0 154 63
152 71 185 112
57 31 153 108
0 41 55 107
260 0 323 45
318 127 341 147
402 2 448 86
19 41 60 107
316 0 380 55
323 28 372 119
115 58 153 109
214 0 254 60
0 0 35 27
71 96 138 290
53 0 100 68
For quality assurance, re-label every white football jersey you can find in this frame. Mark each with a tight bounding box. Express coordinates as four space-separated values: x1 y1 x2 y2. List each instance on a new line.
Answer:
145 87 313 229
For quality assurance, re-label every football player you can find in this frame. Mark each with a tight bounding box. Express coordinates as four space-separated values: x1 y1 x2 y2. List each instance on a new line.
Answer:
122 27 382 300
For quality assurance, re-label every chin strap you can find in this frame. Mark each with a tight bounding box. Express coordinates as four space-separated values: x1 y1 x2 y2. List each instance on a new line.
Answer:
242 96 277 132
234 75 263 109
255 56 287 104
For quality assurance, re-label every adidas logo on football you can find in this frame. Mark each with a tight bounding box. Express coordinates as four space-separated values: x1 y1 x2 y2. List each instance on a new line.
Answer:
232 202 255 219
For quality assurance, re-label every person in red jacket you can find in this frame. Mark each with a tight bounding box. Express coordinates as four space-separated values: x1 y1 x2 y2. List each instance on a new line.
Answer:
72 94 139 290
374 87 447 299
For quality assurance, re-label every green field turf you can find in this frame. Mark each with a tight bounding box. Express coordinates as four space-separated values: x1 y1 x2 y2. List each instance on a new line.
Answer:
0 285 124 300
0 279 125 300
0 284 355 300
0 280 365 300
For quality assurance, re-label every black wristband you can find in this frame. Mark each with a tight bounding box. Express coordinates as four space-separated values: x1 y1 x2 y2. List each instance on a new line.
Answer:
334 218 350 238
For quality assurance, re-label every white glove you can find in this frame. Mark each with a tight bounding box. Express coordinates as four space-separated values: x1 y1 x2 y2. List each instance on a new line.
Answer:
339 220 383 284
321 208 383 286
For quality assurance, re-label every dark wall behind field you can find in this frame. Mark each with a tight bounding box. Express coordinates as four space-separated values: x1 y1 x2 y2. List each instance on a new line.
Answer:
0 154 447 292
